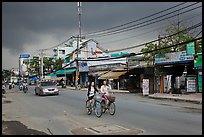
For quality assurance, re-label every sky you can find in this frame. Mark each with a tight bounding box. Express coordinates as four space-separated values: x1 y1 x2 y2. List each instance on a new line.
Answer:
2 2 202 70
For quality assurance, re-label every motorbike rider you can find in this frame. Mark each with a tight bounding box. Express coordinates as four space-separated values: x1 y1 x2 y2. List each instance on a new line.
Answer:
19 80 23 90
100 80 112 109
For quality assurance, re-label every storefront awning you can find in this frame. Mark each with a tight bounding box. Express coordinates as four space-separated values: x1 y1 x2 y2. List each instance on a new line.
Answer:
90 71 109 76
56 68 76 75
50 76 66 81
99 71 127 79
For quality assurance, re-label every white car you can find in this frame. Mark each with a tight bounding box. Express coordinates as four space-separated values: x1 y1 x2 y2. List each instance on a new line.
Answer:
35 81 59 96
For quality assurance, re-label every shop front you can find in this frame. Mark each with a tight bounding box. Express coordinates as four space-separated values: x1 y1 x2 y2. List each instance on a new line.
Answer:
155 51 195 94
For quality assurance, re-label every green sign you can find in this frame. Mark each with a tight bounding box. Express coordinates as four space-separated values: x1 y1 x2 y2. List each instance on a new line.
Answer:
194 53 202 68
186 42 195 55
198 70 202 92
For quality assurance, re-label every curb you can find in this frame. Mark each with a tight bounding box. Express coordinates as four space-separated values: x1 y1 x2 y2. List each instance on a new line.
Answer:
148 96 202 104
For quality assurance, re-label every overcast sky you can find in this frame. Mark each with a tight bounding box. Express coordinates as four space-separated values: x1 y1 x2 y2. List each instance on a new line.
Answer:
2 2 202 70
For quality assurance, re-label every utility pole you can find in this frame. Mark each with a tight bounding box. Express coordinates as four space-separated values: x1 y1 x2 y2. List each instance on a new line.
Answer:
19 56 21 82
40 49 44 81
75 2 82 89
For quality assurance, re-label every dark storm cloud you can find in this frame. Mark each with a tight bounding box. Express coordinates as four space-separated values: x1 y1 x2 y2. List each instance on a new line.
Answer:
2 2 181 53
2 2 202 69
2 2 78 54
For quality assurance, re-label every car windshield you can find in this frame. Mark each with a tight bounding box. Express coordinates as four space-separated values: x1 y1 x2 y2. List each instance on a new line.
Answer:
41 82 55 86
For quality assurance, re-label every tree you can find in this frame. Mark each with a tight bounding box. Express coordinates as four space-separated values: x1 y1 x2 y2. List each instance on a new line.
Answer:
2 69 11 80
140 20 195 61
29 56 40 76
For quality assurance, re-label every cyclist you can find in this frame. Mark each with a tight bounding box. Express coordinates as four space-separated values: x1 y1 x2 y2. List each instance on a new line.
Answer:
87 81 99 109
100 80 111 109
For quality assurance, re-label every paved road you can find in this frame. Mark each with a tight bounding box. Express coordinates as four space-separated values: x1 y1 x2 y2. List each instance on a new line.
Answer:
2 86 202 135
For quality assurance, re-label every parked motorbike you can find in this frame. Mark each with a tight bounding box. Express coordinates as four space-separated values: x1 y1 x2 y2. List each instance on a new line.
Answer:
8 83 12 89
2 84 6 94
12 83 15 88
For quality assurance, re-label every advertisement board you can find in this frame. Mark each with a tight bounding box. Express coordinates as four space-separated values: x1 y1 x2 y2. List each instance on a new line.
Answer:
186 77 196 92
142 79 149 96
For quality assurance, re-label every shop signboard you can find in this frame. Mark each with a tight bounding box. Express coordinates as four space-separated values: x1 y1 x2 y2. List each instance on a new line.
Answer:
79 61 89 72
186 77 196 92
194 53 202 68
198 71 202 92
142 79 149 96
186 42 195 55
155 51 194 64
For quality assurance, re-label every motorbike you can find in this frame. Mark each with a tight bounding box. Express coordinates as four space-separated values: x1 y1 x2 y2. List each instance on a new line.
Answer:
23 84 28 93
12 83 15 88
61 81 66 88
19 84 23 91
8 83 12 89
2 84 6 94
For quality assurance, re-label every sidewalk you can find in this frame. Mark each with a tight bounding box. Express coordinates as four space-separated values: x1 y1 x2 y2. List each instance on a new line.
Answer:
148 93 202 104
63 86 202 104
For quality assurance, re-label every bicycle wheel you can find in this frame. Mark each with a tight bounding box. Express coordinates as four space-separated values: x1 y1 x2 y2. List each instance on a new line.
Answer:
100 100 106 113
86 100 92 115
94 101 102 118
109 102 115 115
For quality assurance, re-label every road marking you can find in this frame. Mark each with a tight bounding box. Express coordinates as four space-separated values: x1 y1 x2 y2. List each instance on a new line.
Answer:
68 124 144 135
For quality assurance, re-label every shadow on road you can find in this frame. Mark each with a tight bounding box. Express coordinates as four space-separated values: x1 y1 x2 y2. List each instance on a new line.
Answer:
2 121 49 135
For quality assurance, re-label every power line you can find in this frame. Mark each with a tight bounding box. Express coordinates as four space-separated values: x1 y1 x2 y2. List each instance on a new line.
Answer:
194 30 202 38
82 2 187 36
107 22 202 52
87 4 201 38
64 23 201 64
77 37 202 62
85 2 200 37
99 12 202 45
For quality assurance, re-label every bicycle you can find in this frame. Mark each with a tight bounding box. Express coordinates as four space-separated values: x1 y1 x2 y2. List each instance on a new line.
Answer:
101 94 116 115
85 93 103 118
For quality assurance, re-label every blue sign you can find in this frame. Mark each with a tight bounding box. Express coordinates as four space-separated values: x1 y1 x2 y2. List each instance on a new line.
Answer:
20 54 30 58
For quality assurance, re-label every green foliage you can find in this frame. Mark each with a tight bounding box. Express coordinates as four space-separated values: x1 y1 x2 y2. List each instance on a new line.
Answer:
2 69 11 79
140 22 195 62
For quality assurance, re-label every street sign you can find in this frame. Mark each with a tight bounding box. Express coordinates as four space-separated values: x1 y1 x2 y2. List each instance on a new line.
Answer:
20 54 30 58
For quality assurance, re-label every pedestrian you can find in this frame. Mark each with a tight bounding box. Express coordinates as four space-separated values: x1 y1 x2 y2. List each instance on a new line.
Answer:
100 80 112 109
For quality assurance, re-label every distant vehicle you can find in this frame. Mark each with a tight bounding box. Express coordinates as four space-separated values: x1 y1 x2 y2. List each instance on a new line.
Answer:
10 76 18 84
34 81 59 96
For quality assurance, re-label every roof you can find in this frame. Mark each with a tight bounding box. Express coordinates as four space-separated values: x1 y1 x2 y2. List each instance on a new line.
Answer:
98 71 127 80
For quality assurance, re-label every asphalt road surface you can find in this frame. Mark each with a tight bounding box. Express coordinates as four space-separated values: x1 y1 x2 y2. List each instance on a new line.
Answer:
2 85 202 135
